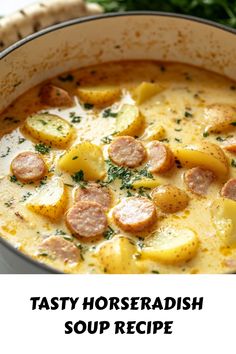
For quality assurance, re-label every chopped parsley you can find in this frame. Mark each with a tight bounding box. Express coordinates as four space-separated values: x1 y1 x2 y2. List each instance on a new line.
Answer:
72 156 78 160
84 103 94 110
35 143 51 154
71 170 87 188
105 160 153 190
184 110 193 118
69 112 81 123
216 136 226 142
151 270 160 274
203 132 209 137
231 159 236 168
10 175 18 183
176 119 182 125
102 108 118 118
4 199 14 208
0 147 11 158
55 229 66 235
230 121 236 126
20 192 32 202
103 226 115 240
18 137 26 144
174 128 182 132
175 137 182 143
101 136 112 144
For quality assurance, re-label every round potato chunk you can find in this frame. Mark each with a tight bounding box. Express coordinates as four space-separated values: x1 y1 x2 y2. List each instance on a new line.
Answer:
40 84 74 107
204 104 236 133
113 197 157 232
108 136 146 168
75 183 112 211
11 152 46 182
184 167 215 196
151 185 189 213
148 141 174 173
41 236 80 263
142 227 199 264
221 178 236 201
66 201 108 238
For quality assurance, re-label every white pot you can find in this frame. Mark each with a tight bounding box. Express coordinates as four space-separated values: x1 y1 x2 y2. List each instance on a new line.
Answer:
0 12 235 273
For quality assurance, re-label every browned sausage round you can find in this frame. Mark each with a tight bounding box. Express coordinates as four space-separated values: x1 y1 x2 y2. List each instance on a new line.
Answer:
40 236 81 263
113 197 157 232
40 84 74 107
220 178 236 201
184 167 215 196
108 136 146 168
66 201 108 238
148 141 174 173
11 152 47 182
75 183 112 211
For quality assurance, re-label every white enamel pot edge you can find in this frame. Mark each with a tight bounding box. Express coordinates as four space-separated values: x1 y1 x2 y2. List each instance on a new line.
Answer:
0 12 236 273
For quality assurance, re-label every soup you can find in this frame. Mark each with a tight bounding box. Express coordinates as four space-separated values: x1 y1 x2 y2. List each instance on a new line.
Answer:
0 60 236 274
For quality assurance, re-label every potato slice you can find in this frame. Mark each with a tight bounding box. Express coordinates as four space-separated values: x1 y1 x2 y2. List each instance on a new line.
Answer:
97 237 140 274
27 177 66 219
151 185 189 213
58 141 106 180
77 85 121 108
174 142 229 178
132 178 162 189
211 198 236 246
142 227 199 264
204 104 236 133
140 124 166 141
132 82 163 104
24 113 73 148
115 104 144 136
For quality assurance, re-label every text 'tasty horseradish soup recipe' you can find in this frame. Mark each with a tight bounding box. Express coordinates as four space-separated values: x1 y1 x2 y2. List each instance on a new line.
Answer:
0 61 236 274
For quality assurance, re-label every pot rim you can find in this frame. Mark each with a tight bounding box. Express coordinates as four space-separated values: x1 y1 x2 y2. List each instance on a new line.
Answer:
0 11 235 273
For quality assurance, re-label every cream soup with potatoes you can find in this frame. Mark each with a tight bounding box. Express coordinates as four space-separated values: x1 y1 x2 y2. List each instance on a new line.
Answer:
0 60 236 274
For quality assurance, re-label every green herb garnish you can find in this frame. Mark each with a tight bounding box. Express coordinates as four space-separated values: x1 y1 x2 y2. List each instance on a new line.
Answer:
35 143 51 154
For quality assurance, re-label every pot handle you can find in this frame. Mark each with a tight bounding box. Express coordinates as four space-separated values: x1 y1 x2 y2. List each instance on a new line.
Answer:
0 0 103 51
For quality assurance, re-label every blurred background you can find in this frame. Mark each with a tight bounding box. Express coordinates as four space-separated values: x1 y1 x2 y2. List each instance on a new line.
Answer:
1 0 236 28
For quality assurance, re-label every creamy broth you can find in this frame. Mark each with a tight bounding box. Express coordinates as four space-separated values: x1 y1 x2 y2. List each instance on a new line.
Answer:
0 60 236 274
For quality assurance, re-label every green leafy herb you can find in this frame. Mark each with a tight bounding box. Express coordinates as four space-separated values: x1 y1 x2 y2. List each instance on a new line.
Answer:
18 137 26 144
103 226 115 240
102 108 118 118
35 143 51 154
203 132 209 137
87 1 236 29
184 110 193 118
20 192 32 202
231 159 236 167
151 270 160 274
70 112 81 123
55 229 67 235
10 175 18 183
101 136 112 144
216 136 226 142
4 199 14 208
175 137 182 143
0 147 11 158
230 121 236 126
84 103 94 110
71 170 87 188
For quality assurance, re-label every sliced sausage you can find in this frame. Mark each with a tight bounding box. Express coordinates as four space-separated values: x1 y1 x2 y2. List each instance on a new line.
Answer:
184 167 215 196
40 84 74 107
75 183 112 211
66 201 108 238
40 236 80 263
113 197 157 232
11 152 47 182
148 141 174 173
221 138 236 153
151 185 189 213
108 136 146 168
220 178 236 201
